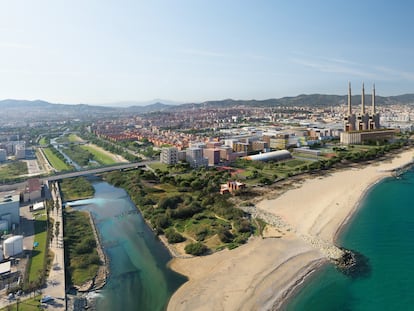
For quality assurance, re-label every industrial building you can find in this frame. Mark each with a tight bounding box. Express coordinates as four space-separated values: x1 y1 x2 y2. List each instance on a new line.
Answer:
340 129 398 145
243 150 292 162
0 192 20 231
3 235 23 258
340 83 394 145
344 83 380 132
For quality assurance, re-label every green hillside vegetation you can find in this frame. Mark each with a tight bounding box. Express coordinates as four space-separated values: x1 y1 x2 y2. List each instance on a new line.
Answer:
104 167 255 254
42 147 72 171
0 161 28 181
60 177 95 201
80 145 117 165
64 209 100 286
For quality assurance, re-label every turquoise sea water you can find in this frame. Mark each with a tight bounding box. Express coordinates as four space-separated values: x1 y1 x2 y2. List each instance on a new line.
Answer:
70 180 187 311
284 169 414 311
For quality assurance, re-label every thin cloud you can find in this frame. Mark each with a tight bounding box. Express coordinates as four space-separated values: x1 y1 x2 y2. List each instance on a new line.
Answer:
0 42 32 49
290 57 375 78
178 48 230 58
373 65 414 81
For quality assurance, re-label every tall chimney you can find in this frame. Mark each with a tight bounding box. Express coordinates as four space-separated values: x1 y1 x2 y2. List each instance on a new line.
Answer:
361 82 365 114
348 82 352 115
372 83 376 114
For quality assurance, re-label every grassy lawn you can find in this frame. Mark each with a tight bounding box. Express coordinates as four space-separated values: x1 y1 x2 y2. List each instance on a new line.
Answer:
42 148 71 171
64 210 99 286
28 214 48 284
80 145 116 165
148 162 169 171
0 161 28 180
60 177 95 201
0 295 43 310
38 137 48 145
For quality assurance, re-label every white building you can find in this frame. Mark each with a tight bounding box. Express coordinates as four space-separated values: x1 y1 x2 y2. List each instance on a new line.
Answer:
160 147 178 165
0 193 20 230
3 235 23 258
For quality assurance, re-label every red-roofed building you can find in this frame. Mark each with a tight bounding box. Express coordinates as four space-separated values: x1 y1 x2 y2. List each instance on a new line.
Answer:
22 178 42 202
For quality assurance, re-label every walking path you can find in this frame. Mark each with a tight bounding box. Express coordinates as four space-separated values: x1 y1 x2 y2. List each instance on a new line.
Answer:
41 181 66 310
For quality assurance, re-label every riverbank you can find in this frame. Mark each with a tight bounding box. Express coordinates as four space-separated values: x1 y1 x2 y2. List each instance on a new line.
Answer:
77 212 108 292
167 147 414 311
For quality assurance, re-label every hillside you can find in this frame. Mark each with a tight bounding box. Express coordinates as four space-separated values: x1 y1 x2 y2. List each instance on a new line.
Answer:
1 93 414 123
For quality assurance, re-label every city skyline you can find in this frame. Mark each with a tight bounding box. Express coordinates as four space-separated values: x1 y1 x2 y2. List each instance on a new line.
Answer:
1 1 414 105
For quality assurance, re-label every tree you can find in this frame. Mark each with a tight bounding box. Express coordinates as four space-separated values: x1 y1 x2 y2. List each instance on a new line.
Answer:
184 242 208 256
165 229 186 243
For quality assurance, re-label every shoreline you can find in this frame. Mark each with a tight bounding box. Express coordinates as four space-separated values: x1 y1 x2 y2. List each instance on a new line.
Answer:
167 147 414 311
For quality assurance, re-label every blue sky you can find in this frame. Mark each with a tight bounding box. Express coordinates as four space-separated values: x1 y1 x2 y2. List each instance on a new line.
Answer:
1 0 414 104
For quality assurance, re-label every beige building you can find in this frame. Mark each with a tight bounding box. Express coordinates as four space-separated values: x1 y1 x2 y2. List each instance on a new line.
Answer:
340 129 397 145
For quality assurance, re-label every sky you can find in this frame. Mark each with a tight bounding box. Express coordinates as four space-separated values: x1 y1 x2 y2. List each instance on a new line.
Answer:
1 0 414 105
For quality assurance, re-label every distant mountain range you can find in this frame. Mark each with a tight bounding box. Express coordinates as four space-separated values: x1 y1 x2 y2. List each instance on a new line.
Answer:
1 93 414 123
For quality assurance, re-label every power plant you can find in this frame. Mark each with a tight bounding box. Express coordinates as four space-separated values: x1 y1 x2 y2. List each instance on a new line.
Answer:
344 82 380 132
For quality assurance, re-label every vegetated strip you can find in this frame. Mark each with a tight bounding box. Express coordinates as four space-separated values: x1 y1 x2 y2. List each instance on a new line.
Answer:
27 213 49 287
0 161 28 180
42 147 72 171
64 208 101 287
80 145 117 165
59 177 95 201
0 294 43 311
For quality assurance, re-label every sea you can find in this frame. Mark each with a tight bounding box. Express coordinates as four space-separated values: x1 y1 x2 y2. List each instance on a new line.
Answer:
283 168 414 311
69 180 187 311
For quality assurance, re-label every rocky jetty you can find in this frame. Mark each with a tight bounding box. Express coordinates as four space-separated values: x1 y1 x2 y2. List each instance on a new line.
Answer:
334 248 371 278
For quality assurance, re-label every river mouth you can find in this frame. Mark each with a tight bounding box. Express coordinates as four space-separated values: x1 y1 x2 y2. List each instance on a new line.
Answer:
69 179 187 311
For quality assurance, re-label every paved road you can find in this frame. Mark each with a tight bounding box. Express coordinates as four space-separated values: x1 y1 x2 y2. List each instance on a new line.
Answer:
44 160 156 182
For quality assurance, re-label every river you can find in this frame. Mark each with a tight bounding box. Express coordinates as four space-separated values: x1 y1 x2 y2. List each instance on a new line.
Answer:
69 179 187 311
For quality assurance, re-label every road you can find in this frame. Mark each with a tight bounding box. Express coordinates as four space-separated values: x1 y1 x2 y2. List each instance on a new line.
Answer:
44 160 156 182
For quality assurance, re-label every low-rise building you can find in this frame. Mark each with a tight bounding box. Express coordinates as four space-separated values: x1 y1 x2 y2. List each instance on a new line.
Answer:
340 129 397 145
220 181 246 194
22 178 42 203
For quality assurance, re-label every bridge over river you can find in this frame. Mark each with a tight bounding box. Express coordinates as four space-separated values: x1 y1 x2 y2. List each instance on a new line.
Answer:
43 160 156 182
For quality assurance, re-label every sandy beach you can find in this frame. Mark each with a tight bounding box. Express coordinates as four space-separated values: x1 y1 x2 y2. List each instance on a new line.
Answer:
167 148 414 311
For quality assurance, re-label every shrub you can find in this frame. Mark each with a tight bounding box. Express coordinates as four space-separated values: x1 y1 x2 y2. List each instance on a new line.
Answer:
165 229 186 243
185 242 208 256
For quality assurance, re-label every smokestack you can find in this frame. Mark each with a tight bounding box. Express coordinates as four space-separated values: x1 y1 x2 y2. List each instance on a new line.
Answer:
372 83 376 114
348 82 352 115
361 82 365 114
